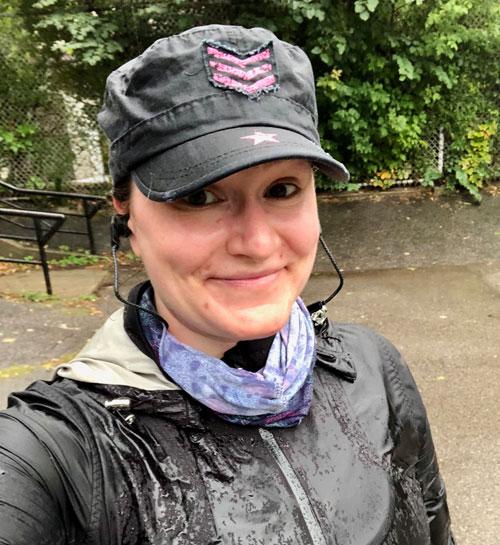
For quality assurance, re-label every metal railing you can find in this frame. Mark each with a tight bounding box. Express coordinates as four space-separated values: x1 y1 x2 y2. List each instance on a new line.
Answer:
0 208 65 294
0 180 107 254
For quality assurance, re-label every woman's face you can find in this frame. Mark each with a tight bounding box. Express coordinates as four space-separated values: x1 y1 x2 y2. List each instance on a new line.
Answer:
116 159 320 357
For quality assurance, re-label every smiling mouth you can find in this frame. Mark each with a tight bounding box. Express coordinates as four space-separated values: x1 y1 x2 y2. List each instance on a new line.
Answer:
210 268 283 287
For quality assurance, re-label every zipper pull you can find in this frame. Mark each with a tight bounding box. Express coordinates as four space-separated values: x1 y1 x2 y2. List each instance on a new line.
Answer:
104 397 136 425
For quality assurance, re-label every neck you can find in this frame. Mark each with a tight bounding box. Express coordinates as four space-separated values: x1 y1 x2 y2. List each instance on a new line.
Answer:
154 299 236 358
168 327 236 358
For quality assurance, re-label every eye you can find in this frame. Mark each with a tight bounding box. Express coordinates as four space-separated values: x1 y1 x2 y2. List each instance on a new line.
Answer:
180 188 219 207
265 182 299 199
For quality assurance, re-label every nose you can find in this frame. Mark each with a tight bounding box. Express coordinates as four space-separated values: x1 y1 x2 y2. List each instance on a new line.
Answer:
225 200 281 260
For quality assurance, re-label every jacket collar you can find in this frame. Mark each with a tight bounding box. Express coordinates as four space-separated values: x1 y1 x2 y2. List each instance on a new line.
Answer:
314 318 358 382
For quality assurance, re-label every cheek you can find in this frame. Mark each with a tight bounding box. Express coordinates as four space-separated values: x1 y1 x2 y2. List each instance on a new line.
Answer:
126 216 142 258
287 207 320 258
140 224 221 277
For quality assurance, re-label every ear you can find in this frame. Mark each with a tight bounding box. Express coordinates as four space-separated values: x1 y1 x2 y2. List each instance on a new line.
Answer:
111 196 138 252
112 196 129 215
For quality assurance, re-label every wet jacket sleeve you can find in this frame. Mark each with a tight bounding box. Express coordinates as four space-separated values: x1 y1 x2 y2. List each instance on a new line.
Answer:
0 388 92 545
0 414 66 545
378 335 456 545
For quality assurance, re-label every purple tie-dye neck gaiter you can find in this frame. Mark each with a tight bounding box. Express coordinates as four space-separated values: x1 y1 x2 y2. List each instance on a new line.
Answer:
154 298 316 428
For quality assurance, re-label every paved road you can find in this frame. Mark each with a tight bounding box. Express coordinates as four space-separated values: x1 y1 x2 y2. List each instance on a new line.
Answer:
1 188 499 544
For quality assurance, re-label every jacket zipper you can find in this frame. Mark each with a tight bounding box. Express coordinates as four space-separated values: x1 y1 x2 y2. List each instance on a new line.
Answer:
258 428 330 545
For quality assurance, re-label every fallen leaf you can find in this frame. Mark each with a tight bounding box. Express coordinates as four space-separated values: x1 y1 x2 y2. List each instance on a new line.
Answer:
58 324 81 331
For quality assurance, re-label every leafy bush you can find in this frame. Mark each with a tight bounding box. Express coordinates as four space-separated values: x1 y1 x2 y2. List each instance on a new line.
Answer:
8 0 500 200
307 0 499 199
449 122 497 201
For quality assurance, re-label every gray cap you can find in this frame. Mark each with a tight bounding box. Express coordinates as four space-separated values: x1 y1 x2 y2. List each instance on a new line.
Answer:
98 24 349 201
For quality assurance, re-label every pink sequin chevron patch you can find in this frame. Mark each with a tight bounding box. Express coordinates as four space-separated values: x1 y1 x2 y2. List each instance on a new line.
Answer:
204 40 279 97
206 46 271 67
209 61 273 81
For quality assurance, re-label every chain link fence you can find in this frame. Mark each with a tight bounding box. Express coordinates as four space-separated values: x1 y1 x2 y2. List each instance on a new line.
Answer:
1 82 450 195
0 84 111 195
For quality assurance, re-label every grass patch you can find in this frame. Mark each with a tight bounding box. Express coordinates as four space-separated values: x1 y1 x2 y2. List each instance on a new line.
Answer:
49 249 103 268
21 291 58 303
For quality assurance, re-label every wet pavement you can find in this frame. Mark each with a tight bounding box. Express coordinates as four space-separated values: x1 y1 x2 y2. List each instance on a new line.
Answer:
0 187 499 544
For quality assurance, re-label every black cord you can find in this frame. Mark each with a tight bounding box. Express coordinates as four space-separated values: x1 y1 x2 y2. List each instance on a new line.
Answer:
111 244 167 324
319 234 344 304
306 235 344 324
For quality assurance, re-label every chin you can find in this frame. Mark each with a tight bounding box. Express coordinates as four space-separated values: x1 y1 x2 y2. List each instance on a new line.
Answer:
225 303 293 341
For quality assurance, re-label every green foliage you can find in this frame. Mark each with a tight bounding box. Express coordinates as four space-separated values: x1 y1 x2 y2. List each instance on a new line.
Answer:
78 293 98 301
450 121 497 202
4 0 499 200
32 2 123 65
21 291 56 303
25 176 47 190
315 169 361 192
354 0 381 22
459 123 497 184
50 248 102 268
309 0 499 199
422 167 441 188
0 123 38 155
17 0 248 99
18 290 97 304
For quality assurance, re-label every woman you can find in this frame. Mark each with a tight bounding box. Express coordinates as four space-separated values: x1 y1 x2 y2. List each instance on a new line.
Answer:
0 25 454 544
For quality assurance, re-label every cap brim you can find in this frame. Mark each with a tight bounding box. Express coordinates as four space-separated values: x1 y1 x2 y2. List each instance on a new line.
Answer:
131 126 349 201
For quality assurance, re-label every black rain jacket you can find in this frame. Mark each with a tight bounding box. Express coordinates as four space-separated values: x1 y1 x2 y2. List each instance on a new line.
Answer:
0 286 454 545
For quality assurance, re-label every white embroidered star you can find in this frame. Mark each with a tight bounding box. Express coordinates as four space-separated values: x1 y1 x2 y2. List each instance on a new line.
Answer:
240 131 280 145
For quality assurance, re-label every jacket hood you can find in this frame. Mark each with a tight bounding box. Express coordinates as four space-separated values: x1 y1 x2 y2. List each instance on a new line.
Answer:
55 308 180 391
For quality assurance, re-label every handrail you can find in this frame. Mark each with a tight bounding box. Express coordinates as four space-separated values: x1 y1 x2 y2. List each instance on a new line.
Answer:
0 208 65 219
0 180 107 202
0 207 66 295
0 180 107 254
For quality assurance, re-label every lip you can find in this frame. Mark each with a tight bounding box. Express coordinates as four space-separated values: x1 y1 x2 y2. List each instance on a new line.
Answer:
209 268 283 287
